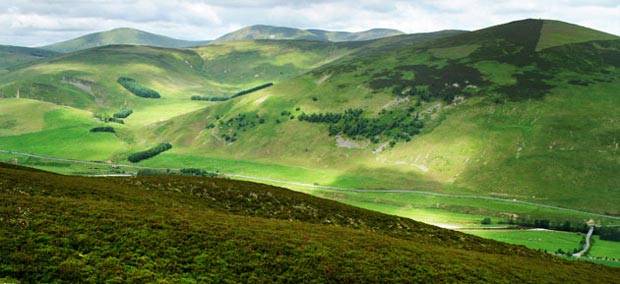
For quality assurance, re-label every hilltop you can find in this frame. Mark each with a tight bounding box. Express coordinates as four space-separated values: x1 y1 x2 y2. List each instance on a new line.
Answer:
215 24 405 42
1 163 618 283
39 28 211 53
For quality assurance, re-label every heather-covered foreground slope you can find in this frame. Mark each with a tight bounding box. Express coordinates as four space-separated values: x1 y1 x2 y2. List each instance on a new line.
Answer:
0 163 618 283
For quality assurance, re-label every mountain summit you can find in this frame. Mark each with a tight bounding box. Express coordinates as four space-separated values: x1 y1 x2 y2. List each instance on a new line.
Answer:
40 28 211 53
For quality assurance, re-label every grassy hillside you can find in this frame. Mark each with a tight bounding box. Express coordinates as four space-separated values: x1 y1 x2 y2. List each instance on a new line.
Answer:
40 28 210 53
0 40 363 112
216 25 405 42
0 98 126 160
537 20 618 50
1 163 618 283
0 45 58 72
0 45 207 111
191 40 362 86
142 19 620 217
0 39 374 171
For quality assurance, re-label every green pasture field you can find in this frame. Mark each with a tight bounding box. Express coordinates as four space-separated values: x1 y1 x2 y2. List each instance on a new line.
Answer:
463 229 583 253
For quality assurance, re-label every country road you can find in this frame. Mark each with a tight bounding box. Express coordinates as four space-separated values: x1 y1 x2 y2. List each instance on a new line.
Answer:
228 174 620 220
2 148 620 220
572 226 595 258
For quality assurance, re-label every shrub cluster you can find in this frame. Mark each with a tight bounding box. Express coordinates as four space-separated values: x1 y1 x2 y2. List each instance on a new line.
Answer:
117 77 161 98
127 143 172 163
89 126 115 133
106 118 124 124
113 109 133 119
215 113 266 142
180 168 218 177
136 169 167 176
94 113 124 124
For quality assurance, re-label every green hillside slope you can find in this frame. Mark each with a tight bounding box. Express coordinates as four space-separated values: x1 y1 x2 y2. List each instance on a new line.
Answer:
537 20 618 50
144 19 620 216
1 163 618 283
40 28 210 53
0 40 361 113
0 39 382 162
0 45 210 111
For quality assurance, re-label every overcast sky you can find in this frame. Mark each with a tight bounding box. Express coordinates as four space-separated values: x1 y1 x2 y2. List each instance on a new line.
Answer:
1 0 619 47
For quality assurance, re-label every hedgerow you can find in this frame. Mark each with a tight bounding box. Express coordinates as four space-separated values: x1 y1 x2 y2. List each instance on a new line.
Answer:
127 143 172 163
191 83 273 101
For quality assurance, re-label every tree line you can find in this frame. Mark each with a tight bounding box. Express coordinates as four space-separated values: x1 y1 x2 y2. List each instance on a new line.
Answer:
488 215 620 242
127 143 172 163
190 95 229 101
191 82 273 101
117 77 161 98
597 227 620 241
136 168 218 177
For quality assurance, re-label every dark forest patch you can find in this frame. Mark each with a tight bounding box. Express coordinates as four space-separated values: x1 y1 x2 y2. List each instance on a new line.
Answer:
368 62 486 103
298 108 423 145
497 71 553 100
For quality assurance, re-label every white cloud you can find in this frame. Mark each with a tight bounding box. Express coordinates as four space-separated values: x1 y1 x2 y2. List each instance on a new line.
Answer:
0 0 618 47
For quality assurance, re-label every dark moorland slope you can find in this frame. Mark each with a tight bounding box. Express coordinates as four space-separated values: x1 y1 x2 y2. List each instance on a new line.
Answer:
0 163 618 283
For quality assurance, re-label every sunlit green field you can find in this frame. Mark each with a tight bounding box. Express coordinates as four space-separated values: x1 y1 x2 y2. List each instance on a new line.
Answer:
463 229 582 253
590 236 620 260
462 229 620 268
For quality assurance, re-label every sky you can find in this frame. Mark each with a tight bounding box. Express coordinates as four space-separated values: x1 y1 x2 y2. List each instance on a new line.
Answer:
1 0 619 47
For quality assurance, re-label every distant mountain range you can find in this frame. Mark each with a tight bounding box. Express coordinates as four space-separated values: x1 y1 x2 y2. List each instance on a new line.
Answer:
34 25 407 53
214 25 405 42
39 28 212 53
